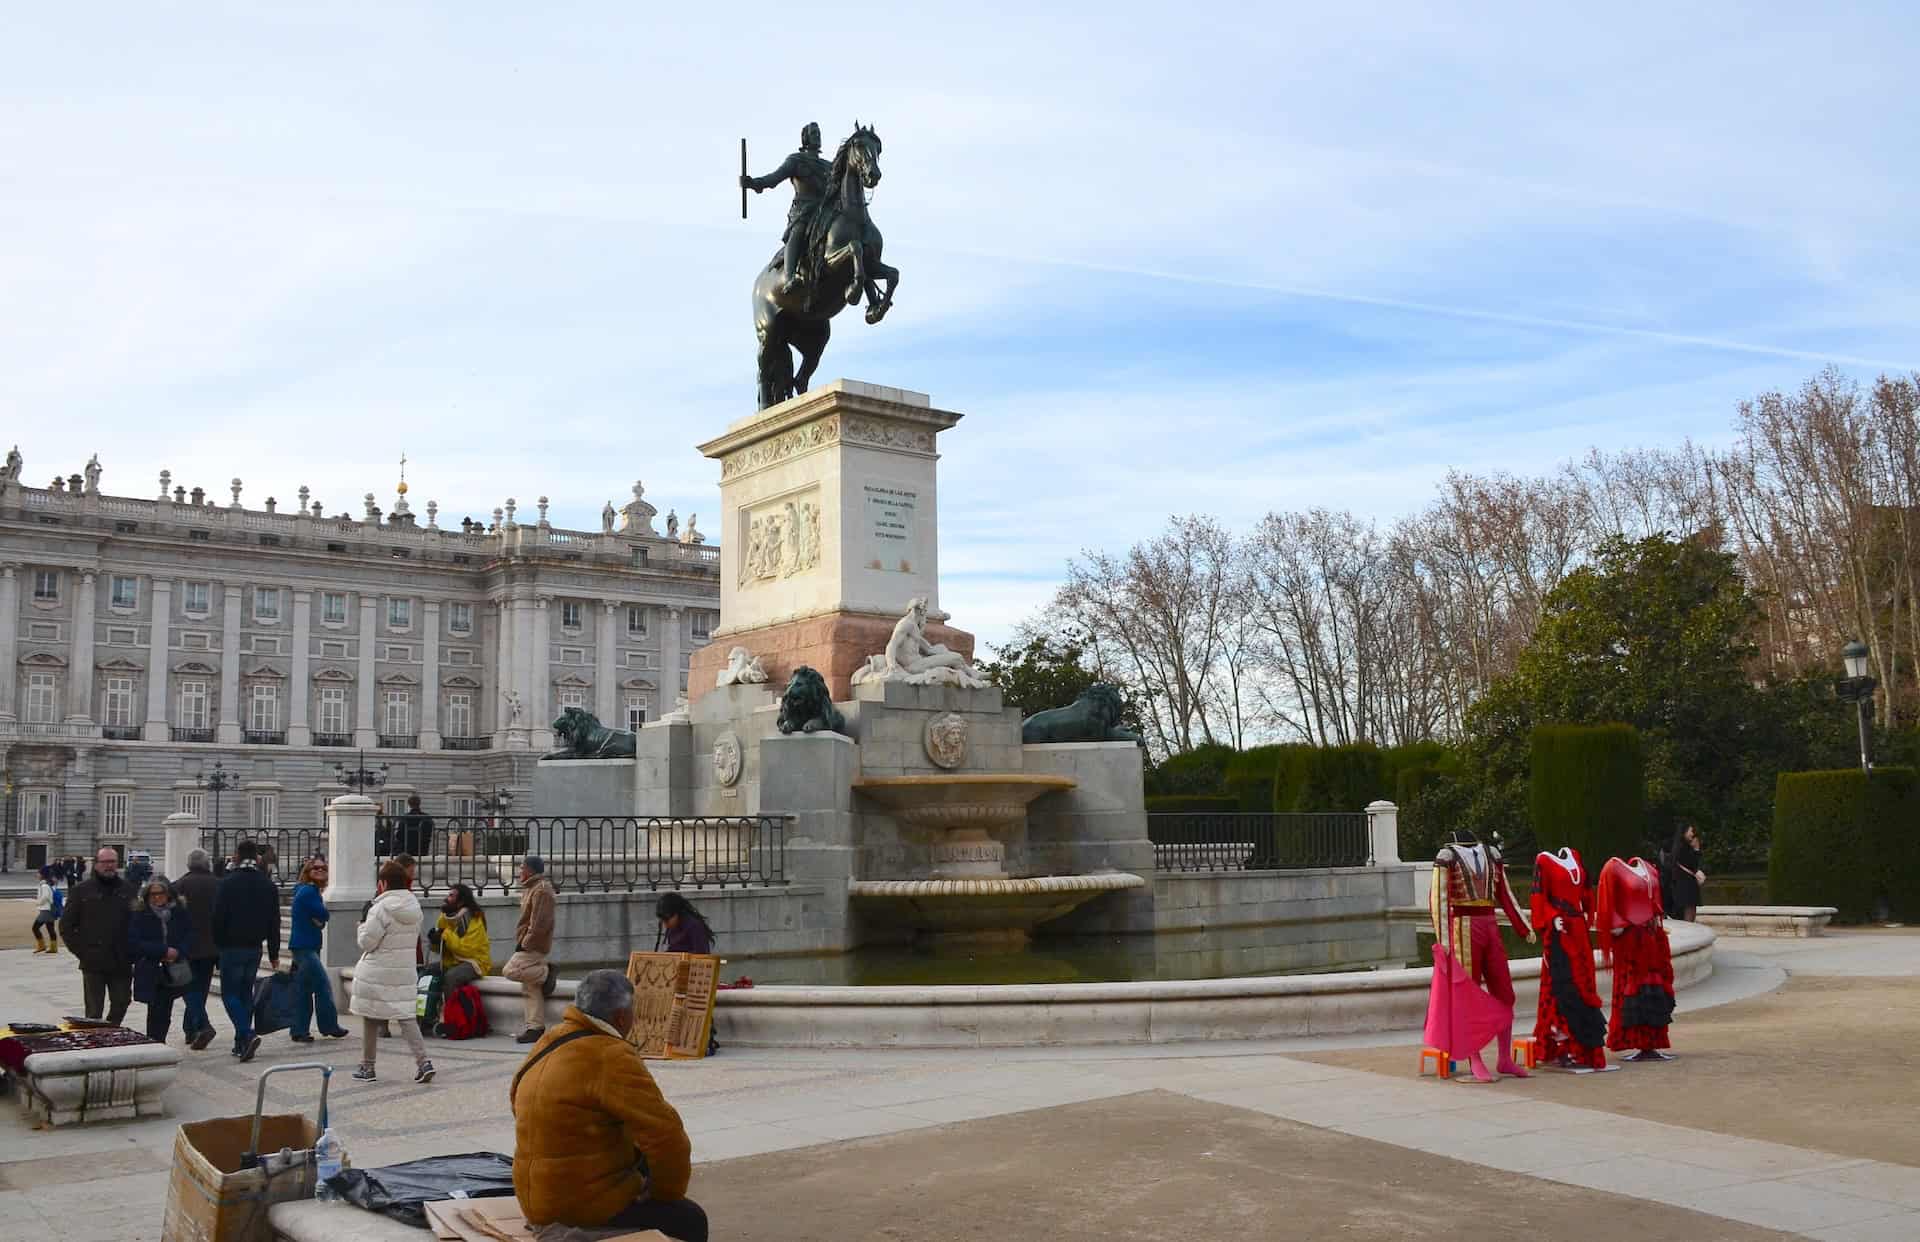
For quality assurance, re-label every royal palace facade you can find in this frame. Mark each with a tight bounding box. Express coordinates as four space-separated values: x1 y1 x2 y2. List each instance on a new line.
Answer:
0 455 718 869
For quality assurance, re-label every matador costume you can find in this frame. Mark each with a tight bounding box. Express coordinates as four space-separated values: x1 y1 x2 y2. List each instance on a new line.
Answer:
1530 847 1608 1069
1596 855 1676 1055
1425 833 1531 1081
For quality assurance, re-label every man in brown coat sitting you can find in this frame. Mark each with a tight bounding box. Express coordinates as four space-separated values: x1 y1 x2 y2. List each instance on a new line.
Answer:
509 969 706 1241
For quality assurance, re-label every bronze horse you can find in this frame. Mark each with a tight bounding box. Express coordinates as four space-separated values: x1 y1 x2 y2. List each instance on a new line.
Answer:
752 123 898 409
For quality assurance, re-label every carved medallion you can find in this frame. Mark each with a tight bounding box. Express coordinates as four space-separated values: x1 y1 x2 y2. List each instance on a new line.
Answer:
923 712 968 769
712 731 743 787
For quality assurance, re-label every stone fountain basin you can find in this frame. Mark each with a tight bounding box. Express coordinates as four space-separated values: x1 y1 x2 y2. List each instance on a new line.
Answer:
849 873 1148 942
851 772 1078 829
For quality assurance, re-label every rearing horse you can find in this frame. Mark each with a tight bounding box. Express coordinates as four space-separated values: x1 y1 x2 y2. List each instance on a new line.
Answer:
751 123 899 409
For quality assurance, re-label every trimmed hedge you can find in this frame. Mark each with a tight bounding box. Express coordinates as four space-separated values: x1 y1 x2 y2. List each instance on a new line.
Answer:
1225 744 1311 812
1291 743 1390 813
1530 723 1646 865
1145 743 1236 798
1770 767 1920 921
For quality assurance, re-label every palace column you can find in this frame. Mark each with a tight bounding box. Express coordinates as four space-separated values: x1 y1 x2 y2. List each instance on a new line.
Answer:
420 600 442 750
355 595 378 748
67 570 97 724
596 601 617 723
217 581 242 743
143 578 171 740
0 565 18 721
493 597 518 748
288 589 312 745
661 605 684 712
527 595 552 731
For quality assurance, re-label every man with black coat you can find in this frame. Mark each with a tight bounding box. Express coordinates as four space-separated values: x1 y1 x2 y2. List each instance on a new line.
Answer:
173 848 223 1052
57 846 133 1025
212 840 281 1062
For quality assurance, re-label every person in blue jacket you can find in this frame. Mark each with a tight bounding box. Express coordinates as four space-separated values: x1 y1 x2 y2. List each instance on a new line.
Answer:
129 877 196 1043
288 857 349 1042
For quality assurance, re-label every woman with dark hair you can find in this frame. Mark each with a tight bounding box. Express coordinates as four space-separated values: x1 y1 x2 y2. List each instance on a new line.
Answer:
129 877 195 1042
430 883 492 989
1667 824 1705 921
653 892 714 955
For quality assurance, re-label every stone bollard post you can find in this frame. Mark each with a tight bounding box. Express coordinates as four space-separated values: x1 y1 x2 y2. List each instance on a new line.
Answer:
162 811 202 881
321 794 378 972
1365 799 1402 866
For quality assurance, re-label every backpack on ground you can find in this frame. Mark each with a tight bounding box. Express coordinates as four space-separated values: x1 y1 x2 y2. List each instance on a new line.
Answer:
436 983 489 1040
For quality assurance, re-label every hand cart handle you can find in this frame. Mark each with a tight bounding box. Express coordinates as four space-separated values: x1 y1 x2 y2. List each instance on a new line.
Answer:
246 1062 333 1164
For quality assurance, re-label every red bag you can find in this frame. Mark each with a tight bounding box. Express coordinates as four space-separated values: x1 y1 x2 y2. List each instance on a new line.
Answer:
437 984 490 1040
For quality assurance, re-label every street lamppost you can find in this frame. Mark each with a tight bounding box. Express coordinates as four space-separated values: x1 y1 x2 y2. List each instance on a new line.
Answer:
1837 638 1878 774
477 787 514 817
333 751 390 796
198 760 237 834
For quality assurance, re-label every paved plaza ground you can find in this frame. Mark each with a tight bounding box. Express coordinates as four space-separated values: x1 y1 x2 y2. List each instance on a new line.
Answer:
0 904 1915 1241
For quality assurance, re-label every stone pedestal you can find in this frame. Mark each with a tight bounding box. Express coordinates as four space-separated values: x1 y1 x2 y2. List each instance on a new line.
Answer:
691 380 973 702
321 794 377 970
529 757 635 818
13 1041 181 1126
162 810 202 882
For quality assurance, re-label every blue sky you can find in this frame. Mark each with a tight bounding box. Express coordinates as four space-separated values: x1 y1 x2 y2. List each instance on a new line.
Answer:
5 4 1917 646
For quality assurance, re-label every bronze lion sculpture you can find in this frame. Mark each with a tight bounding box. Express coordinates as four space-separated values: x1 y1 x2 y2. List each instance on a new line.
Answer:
543 706 637 759
776 665 847 735
1020 683 1141 745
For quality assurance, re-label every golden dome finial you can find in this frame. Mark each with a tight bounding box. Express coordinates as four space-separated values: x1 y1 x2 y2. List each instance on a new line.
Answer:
396 451 409 495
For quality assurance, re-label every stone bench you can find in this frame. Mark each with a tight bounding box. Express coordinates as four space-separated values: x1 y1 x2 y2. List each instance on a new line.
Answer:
272 1199 424 1242
342 968 581 1036
6 1038 181 1126
1695 905 1838 938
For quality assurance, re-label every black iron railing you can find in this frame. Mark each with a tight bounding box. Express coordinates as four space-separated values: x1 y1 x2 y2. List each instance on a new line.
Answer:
102 725 142 740
377 733 419 749
197 827 328 891
1149 812 1371 872
313 732 352 747
441 736 491 751
373 813 790 896
172 725 215 743
243 729 287 746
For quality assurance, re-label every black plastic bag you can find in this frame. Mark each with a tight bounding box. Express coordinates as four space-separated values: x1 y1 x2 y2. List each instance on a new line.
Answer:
251 972 297 1037
325 1152 516 1227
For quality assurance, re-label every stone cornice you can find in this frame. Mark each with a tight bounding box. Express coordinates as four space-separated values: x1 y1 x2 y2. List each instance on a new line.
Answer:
699 380 962 482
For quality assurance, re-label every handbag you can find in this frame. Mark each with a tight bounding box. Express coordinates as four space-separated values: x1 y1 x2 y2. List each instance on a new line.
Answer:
162 960 193 989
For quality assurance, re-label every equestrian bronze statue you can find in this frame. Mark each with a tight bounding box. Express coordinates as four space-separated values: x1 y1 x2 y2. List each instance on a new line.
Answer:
741 121 897 409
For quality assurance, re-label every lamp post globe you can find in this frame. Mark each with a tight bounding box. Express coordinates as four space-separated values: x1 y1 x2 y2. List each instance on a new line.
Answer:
1838 639 1877 773
1843 639 1871 681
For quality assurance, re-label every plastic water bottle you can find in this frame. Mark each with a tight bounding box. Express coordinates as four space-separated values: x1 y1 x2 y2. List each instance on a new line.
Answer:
313 1127 348 1201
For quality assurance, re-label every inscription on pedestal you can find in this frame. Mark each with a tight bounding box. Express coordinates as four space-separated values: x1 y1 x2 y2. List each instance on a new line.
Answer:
932 840 1004 864
863 481 918 573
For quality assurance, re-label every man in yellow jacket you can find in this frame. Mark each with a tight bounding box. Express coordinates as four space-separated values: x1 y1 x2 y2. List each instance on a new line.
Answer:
509 970 706 1240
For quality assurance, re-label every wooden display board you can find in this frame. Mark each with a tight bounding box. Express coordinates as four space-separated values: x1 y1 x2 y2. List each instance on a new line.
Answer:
624 952 720 1060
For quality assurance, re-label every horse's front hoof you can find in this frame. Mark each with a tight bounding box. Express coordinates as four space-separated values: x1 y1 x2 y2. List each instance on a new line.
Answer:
865 305 888 325
846 286 862 306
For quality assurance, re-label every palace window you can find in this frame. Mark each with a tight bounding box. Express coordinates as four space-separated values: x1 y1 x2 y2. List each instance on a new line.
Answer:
254 587 281 621
557 687 586 715
445 692 472 738
626 605 648 636
388 598 413 629
21 790 56 835
625 698 647 732
561 601 583 629
178 681 210 729
183 581 211 613
103 676 135 728
32 570 58 602
322 592 348 624
318 686 348 734
250 793 277 831
101 793 131 838
178 792 204 819
25 672 58 723
110 575 139 608
250 684 279 732
383 689 412 736
449 602 472 633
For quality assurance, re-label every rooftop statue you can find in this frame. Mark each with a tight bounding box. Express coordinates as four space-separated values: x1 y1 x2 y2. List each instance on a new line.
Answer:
742 121 897 409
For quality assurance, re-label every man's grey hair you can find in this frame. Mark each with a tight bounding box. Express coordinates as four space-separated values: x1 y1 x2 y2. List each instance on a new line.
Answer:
186 848 211 871
573 969 634 1023
522 854 546 875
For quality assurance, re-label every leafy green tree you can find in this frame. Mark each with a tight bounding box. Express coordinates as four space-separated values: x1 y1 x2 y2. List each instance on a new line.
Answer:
978 630 1147 736
1464 533 1831 863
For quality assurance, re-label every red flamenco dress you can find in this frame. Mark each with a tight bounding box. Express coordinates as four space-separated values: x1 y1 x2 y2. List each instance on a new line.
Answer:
1596 856 1675 1054
1529 848 1607 1069
1424 835 1532 1081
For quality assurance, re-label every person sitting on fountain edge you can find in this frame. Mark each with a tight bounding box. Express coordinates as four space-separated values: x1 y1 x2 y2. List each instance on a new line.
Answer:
511 969 707 1242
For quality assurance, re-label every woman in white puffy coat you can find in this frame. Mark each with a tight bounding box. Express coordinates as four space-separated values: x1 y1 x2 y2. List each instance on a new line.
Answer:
350 861 433 1084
